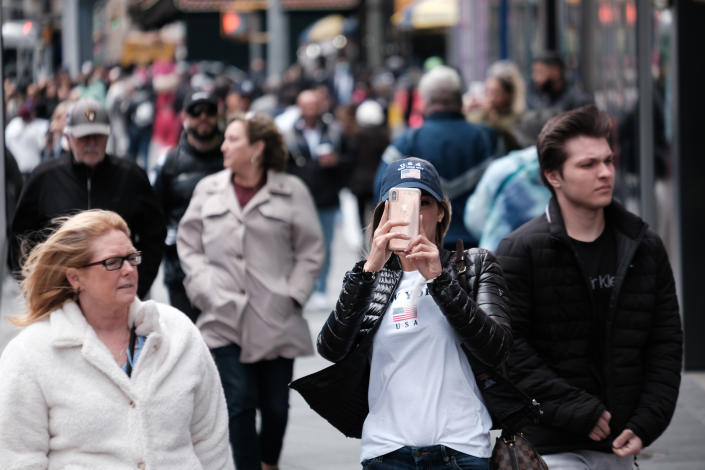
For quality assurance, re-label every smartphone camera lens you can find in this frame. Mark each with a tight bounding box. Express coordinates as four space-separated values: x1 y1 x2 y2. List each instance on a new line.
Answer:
391 191 397 201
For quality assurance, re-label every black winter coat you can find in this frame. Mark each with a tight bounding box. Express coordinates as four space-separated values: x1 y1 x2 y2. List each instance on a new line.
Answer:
318 248 512 373
496 198 682 454
152 134 223 284
10 153 166 298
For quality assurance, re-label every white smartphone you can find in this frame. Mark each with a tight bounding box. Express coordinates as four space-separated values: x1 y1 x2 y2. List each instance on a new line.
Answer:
387 187 421 252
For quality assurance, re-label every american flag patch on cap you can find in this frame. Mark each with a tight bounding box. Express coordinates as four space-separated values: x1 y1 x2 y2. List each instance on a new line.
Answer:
400 168 421 179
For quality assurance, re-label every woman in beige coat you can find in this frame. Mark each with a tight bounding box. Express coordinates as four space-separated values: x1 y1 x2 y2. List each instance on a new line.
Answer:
177 113 324 470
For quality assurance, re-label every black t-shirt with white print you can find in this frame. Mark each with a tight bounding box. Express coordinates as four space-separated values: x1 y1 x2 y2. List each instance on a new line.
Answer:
570 226 617 370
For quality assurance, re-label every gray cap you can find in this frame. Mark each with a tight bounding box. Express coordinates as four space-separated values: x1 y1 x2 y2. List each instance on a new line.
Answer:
65 98 110 137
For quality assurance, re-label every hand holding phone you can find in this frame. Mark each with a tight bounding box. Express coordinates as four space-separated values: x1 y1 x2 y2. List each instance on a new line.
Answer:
387 187 420 252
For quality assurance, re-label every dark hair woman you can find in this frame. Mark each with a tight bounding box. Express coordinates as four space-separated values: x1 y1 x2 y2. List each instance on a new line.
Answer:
177 113 325 470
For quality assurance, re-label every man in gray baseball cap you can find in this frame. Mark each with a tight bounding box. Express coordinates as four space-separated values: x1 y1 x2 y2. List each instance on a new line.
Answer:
63 98 112 167
11 98 166 298
65 98 111 138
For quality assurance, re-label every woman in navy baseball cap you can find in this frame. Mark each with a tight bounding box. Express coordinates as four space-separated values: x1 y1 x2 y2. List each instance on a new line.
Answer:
294 157 514 470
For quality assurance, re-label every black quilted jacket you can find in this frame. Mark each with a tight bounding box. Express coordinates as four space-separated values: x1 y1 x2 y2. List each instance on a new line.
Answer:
496 198 682 454
317 248 512 369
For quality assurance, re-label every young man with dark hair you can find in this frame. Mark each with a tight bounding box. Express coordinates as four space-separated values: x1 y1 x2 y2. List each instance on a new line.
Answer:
496 105 682 469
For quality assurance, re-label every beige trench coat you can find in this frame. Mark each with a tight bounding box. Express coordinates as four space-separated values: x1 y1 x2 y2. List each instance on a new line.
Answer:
177 169 324 362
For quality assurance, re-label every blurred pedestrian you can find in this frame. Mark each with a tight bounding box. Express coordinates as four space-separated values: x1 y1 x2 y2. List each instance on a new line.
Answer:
347 100 389 231
40 100 71 162
284 88 351 309
126 67 155 170
153 90 223 321
10 98 166 298
528 51 592 112
0 210 233 469
496 105 682 468
466 60 526 154
178 113 324 470
5 101 49 177
375 66 494 248
314 158 512 469
224 80 255 120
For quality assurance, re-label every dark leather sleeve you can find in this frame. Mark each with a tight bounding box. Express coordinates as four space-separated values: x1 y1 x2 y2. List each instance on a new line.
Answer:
317 260 375 363
428 248 512 367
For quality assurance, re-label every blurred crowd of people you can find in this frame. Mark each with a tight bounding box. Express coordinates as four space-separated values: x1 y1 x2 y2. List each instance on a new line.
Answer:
2 49 603 301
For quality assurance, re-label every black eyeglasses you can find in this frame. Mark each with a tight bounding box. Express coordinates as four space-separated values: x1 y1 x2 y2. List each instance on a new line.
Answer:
188 103 218 117
81 252 142 271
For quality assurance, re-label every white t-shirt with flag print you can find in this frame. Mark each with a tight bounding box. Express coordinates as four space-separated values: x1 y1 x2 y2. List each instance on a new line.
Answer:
360 269 493 462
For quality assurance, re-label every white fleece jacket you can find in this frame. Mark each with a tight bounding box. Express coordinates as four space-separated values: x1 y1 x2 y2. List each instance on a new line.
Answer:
0 298 234 470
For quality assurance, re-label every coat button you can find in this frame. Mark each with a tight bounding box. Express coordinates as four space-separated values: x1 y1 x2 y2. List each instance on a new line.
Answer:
137 462 145 469
130 400 136 408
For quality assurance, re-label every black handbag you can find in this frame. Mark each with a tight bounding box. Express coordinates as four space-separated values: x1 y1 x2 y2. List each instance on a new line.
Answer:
289 331 374 438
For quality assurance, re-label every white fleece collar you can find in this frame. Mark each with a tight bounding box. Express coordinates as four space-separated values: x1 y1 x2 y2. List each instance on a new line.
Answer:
50 298 162 348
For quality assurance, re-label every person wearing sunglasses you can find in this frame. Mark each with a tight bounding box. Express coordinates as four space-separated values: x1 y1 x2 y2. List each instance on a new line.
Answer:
154 90 223 322
0 210 234 469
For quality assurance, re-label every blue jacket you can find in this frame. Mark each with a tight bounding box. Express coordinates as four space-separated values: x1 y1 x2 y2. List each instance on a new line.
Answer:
464 146 551 251
374 111 493 246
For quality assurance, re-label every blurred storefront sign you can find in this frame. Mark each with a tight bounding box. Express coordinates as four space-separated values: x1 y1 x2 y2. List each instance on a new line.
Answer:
121 34 176 65
174 0 359 11
392 0 458 30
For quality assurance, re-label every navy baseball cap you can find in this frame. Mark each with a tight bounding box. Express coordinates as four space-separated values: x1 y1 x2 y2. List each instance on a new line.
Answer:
379 157 444 202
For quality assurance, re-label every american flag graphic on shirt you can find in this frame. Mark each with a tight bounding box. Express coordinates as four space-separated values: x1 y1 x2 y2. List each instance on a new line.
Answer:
392 306 418 322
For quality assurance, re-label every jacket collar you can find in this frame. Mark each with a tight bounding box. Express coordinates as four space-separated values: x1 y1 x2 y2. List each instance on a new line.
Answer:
425 110 466 121
546 197 646 241
209 169 292 196
68 152 112 175
207 169 293 217
50 297 162 348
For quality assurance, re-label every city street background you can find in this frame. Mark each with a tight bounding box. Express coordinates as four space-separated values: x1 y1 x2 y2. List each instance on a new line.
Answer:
1 220 703 469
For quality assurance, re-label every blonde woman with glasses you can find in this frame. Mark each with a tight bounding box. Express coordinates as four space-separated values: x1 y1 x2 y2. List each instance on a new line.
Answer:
0 209 233 469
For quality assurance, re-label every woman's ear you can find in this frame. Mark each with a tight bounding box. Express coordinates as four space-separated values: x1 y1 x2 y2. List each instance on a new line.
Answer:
66 268 80 290
254 139 265 157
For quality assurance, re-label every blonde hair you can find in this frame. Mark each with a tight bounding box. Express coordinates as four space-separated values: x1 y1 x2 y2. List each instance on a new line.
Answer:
14 210 131 327
366 195 452 251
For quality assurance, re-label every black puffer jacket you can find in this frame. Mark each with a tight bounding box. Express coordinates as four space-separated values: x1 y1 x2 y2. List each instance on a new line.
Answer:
318 248 512 368
152 134 223 284
496 198 682 454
